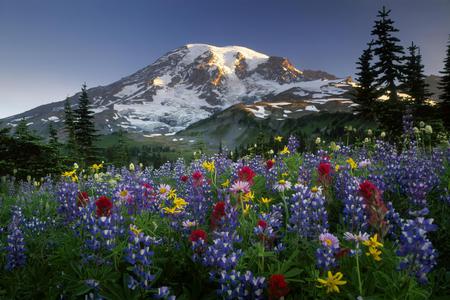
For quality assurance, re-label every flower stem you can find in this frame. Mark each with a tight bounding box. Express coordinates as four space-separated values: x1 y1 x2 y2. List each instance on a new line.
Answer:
281 191 289 228
356 244 363 296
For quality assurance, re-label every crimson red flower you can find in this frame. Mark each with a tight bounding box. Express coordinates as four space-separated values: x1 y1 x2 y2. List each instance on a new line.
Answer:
189 229 207 242
95 196 113 217
192 171 204 187
238 166 256 184
257 220 267 229
77 191 89 207
359 180 378 200
180 175 189 182
359 180 389 236
266 159 275 170
210 201 226 228
142 183 153 190
268 274 289 299
317 162 331 177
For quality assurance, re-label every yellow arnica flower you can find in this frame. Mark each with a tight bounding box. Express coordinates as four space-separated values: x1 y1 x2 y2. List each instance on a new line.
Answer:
242 191 254 202
173 197 187 208
163 206 182 214
202 161 215 172
221 179 230 188
243 204 251 215
274 136 283 142
346 158 357 170
91 163 103 172
168 189 177 199
317 271 347 294
281 172 289 178
363 234 383 249
280 146 290 155
62 170 76 177
129 224 141 236
366 246 382 261
335 164 340 172
260 197 272 204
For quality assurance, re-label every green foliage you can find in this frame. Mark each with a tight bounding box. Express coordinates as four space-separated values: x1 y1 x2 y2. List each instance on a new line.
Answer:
74 84 98 165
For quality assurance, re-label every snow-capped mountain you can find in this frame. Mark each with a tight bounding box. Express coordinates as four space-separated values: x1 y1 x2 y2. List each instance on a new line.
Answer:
1 44 356 135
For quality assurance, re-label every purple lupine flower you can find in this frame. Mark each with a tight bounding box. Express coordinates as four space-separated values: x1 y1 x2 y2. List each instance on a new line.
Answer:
124 225 156 290
397 216 437 284
316 232 340 271
289 184 328 239
217 270 266 300
5 206 26 271
287 135 300 154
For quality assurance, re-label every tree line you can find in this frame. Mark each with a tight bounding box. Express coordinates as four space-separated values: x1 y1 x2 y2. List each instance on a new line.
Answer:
353 6 450 137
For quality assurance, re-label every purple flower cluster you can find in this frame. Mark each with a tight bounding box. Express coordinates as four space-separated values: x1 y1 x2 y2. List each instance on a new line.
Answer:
5 206 26 271
124 226 156 290
218 270 266 300
397 215 437 284
289 184 328 239
316 232 340 271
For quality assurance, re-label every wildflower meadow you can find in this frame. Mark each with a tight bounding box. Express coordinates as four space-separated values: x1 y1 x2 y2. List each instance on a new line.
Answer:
0 119 449 300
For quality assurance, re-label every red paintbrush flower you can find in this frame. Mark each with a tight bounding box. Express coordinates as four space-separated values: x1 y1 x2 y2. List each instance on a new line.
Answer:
266 159 275 170
77 191 89 207
318 162 331 177
189 229 207 242
180 175 189 182
268 274 289 299
210 201 226 228
95 196 113 217
238 166 256 184
359 180 378 200
257 220 267 229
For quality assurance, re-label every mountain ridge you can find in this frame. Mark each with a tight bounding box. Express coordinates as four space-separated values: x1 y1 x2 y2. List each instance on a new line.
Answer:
1 43 357 136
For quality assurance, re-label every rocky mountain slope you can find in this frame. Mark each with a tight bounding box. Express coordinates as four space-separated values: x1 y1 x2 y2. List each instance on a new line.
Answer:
1 44 356 136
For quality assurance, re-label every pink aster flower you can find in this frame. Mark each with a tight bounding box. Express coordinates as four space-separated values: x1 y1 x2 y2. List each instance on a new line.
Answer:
230 180 250 194
319 232 340 249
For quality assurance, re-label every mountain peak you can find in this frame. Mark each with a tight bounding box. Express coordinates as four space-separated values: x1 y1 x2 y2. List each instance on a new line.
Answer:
1 44 353 136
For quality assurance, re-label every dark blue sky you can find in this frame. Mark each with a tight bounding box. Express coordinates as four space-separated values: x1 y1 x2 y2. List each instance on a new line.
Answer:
1 0 449 117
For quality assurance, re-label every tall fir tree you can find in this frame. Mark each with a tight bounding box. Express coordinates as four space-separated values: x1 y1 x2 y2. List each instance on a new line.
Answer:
439 35 450 130
371 6 404 101
370 6 405 138
64 98 77 157
353 43 379 118
74 84 98 165
401 42 431 110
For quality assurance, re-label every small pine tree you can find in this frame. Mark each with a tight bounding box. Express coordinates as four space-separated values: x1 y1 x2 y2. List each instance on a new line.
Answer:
74 84 98 165
371 6 404 101
114 129 129 166
401 42 431 110
353 43 379 118
48 123 59 146
439 35 450 130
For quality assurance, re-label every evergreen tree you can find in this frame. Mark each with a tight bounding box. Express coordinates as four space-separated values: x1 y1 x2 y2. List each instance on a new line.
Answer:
370 6 405 138
74 84 98 165
64 98 77 157
48 123 59 146
353 43 379 118
114 129 129 166
371 6 404 101
439 35 450 130
401 42 431 109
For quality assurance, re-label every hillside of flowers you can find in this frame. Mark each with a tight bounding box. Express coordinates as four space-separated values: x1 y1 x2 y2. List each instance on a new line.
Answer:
1 122 450 299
